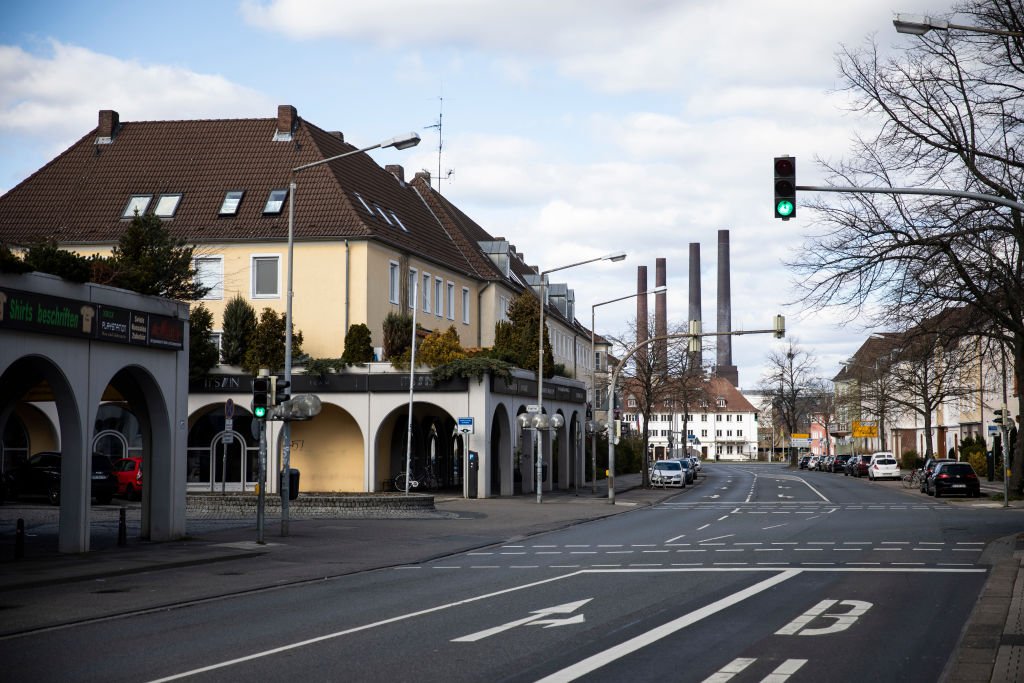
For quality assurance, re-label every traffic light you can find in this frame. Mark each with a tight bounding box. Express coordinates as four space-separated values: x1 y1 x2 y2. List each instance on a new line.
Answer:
994 409 1007 426
252 377 270 419
274 377 291 405
774 156 796 220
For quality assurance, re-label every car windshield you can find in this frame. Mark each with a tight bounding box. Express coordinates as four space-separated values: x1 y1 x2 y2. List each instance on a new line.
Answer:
877 459 897 465
942 464 974 475
656 462 681 471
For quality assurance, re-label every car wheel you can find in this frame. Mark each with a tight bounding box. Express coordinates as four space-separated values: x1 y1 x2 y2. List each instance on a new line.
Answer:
48 486 60 505
934 487 941 498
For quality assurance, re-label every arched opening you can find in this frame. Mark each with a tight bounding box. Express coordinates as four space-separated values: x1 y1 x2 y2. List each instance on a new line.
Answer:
285 402 364 492
490 404 511 496
375 402 457 492
187 403 259 492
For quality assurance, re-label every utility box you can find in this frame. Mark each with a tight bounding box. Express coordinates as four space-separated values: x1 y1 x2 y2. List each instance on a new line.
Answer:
280 468 300 500
467 451 479 498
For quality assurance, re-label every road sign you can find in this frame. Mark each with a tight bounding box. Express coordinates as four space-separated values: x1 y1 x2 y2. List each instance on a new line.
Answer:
225 398 235 419
224 417 234 444
527 405 540 414
791 433 810 439
791 438 811 447
457 416 475 434
851 420 878 438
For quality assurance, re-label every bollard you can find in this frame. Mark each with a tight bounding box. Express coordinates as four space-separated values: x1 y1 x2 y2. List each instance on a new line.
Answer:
118 506 127 547
15 518 24 560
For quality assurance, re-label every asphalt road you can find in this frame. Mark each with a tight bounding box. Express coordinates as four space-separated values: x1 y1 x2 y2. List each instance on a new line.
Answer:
3 464 1021 682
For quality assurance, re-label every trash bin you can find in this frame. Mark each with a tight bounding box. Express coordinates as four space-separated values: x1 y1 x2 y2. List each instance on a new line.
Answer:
280 468 300 500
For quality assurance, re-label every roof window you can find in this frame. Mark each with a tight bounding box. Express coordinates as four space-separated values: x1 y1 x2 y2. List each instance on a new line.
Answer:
153 194 182 218
122 195 152 218
219 191 245 216
390 211 409 232
263 189 288 215
353 192 373 214
374 204 393 226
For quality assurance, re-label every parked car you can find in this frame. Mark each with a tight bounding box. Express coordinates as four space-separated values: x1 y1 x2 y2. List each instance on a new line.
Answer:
807 455 820 471
112 456 143 500
651 460 685 488
821 455 834 472
831 454 853 473
867 453 900 481
799 455 811 469
689 456 702 473
925 461 981 498
677 458 696 484
847 454 873 478
920 458 956 492
8 451 116 505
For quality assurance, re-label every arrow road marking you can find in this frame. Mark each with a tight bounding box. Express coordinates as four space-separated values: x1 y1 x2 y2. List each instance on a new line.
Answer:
452 599 592 642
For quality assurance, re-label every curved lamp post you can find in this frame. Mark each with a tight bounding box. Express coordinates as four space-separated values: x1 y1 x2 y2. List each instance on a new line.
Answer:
893 13 1024 37
534 251 626 503
589 285 665 493
282 131 420 533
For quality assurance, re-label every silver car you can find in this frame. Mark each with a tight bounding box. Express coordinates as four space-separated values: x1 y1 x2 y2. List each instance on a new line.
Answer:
651 460 685 487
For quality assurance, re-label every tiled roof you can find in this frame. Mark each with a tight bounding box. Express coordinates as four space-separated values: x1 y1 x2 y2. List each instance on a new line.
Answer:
0 107 479 279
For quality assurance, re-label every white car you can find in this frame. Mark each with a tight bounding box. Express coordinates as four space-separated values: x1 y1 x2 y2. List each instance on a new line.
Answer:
651 460 685 487
807 455 820 471
868 453 900 481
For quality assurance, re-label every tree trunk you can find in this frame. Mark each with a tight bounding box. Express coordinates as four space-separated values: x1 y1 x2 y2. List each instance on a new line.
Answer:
1012 337 1024 494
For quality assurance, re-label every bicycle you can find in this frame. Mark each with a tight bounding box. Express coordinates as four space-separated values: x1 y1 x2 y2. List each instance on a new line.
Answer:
394 470 419 491
901 469 922 489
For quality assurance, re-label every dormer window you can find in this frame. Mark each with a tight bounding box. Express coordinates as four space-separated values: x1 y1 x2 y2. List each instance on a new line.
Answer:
153 194 182 218
122 195 152 218
263 189 288 215
716 397 726 408
219 191 245 216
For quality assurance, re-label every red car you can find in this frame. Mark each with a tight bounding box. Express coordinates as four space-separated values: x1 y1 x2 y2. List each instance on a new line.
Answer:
113 457 143 500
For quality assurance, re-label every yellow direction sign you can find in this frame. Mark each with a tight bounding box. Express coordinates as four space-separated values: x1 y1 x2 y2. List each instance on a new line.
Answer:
852 420 878 438
791 433 810 439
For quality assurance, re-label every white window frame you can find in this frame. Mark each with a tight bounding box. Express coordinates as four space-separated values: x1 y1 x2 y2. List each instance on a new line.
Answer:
422 272 431 313
447 282 455 320
122 195 152 218
408 268 418 310
388 261 400 304
434 277 443 318
154 193 182 218
251 254 281 298
462 286 470 324
194 256 224 300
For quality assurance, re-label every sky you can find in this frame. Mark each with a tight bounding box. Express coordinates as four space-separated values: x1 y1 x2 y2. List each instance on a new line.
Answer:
0 0 949 389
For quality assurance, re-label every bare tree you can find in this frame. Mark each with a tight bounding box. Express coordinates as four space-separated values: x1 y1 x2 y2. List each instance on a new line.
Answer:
805 378 838 457
790 0 1024 488
759 340 820 467
839 334 904 452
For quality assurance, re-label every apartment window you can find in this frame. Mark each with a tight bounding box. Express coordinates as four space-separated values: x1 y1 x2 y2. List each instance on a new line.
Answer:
727 446 734 455
701 430 708 438
716 398 726 408
447 282 455 320
737 430 743 437
263 189 288 214
151 193 182 218
727 430 733 437
219 191 245 216
716 430 722 437
388 261 400 304
499 294 510 322
594 351 601 371
687 429 694 437
726 414 732 422
252 255 280 298
462 287 470 324
716 414 722 421
122 195 152 218
737 415 743 422
408 268 418 309
211 332 223 362
435 277 443 317
423 273 431 313
701 414 708 422
194 256 224 300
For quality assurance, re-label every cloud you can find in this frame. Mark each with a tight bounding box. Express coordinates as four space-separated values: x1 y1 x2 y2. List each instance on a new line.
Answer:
0 41 273 141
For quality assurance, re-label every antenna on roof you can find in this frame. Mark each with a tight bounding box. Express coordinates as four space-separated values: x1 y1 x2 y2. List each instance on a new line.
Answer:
425 90 454 196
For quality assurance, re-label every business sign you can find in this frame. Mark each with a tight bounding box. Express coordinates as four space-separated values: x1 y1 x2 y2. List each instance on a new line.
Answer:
791 433 810 439
0 286 183 351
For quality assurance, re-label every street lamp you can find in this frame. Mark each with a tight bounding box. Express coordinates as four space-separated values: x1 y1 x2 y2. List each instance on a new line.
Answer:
893 13 1024 37
281 131 420 534
589 285 665 494
535 251 626 503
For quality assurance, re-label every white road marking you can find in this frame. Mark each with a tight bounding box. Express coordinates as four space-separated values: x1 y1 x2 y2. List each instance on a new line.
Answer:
763 659 808 682
453 599 593 642
534 570 802 683
702 656 756 682
718 515 730 521
697 524 711 531
762 524 786 529
665 534 687 544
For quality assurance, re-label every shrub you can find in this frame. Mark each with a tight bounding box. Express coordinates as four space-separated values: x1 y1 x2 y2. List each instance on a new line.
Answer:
900 449 920 470
341 323 374 364
382 312 412 360
418 326 467 366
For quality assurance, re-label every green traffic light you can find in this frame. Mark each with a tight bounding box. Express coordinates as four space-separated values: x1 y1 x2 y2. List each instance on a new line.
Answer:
776 200 794 217
254 406 267 418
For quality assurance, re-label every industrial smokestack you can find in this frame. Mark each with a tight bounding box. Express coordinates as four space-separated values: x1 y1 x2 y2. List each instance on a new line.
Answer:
637 266 648 369
655 258 667 372
716 229 739 386
688 243 701 370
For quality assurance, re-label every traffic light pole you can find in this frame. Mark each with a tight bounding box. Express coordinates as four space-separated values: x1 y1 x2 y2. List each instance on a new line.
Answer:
257 418 267 544
794 184 1024 212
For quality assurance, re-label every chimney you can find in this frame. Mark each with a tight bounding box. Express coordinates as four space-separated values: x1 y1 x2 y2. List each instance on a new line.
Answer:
276 105 297 139
96 110 119 143
655 258 667 372
637 266 649 369
386 165 405 184
688 243 702 370
415 170 432 185
716 229 739 386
